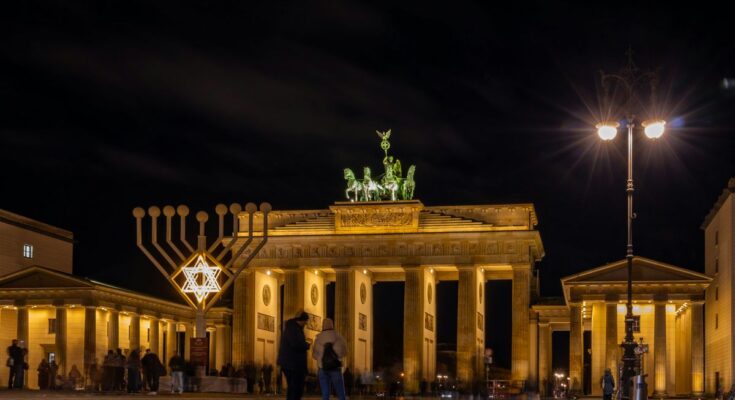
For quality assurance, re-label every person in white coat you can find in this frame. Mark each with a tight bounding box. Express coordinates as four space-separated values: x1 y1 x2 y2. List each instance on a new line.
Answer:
312 318 347 400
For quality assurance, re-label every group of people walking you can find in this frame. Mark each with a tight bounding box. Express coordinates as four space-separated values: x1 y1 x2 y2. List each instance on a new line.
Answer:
95 348 165 394
6 337 181 395
278 310 348 400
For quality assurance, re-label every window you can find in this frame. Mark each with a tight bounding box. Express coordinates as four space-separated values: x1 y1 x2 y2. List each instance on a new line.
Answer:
48 319 56 334
716 258 719 274
716 313 719 329
22 244 33 259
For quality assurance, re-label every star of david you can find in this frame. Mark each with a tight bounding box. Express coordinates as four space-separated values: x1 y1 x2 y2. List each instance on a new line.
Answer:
181 255 222 302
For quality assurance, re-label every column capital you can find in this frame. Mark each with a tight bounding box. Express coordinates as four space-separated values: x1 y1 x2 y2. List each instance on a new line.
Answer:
511 263 533 270
456 264 482 272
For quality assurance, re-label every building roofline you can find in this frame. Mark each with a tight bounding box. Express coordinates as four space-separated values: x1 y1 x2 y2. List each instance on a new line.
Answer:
701 177 735 230
0 209 74 242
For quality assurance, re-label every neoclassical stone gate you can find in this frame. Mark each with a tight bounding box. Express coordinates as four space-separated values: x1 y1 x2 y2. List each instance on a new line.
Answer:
230 200 544 391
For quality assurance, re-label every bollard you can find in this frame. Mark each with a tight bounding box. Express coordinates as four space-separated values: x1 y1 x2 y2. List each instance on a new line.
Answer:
633 375 648 400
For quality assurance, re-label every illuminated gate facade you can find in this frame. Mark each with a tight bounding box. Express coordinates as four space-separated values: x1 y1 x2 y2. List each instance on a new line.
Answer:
230 200 544 391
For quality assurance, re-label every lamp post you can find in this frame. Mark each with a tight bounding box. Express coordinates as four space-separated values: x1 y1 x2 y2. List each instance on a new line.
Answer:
595 52 666 400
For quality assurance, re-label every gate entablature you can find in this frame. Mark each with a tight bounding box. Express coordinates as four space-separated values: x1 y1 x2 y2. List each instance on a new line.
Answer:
232 200 543 270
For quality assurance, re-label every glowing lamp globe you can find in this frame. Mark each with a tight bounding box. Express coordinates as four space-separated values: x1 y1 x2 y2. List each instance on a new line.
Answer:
596 122 619 141
643 120 666 139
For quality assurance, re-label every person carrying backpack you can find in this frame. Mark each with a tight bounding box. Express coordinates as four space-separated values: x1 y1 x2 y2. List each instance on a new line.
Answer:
311 318 347 400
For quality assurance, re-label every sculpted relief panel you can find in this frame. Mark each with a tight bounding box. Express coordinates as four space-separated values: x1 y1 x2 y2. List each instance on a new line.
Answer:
339 211 413 227
250 238 536 265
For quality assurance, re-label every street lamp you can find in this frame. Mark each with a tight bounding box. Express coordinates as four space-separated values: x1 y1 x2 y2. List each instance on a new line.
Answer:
595 51 665 400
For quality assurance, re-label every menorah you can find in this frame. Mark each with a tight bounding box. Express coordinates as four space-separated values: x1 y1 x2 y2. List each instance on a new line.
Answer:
132 202 270 339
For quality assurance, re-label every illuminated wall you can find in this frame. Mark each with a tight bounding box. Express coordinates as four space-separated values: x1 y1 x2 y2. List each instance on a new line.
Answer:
0 212 73 276
0 308 17 386
704 192 734 394
353 269 372 374
28 307 55 389
253 270 278 366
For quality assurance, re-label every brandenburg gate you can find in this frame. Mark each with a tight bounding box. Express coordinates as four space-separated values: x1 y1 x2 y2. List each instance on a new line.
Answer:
228 130 544 391
230 200 544 390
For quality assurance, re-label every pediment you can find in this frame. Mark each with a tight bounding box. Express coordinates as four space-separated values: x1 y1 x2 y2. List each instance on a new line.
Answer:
0 267 93 289
562 257 710 284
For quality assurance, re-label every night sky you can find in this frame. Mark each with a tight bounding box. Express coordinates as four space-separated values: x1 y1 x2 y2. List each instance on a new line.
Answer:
3 2 735 371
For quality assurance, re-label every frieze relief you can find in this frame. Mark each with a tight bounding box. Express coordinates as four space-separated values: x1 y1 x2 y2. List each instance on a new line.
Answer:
256 239 534 262
339 211 413 227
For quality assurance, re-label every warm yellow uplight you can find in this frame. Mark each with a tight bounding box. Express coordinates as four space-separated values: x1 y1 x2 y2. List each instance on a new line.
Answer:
596 122 619 140
642 120 666 139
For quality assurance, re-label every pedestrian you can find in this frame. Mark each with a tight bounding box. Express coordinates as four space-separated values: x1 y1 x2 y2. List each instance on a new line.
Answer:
48 359 59 390
7 339 24 389
602 368 615 400
168 353 185 394
68 364 82 389
343 367 353 396
88 358 100 391
102 350 114 391
37 359 50 390
141 348 163 395
277 310 310 400
126 350 141 393
115 348 126 391
262 363 273 393
312 318 347 400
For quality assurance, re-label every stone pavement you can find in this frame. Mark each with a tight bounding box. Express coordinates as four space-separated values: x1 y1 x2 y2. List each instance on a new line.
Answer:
0 391 401 399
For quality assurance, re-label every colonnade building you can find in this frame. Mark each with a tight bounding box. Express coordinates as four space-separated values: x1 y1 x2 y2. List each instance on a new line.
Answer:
3 180 732 396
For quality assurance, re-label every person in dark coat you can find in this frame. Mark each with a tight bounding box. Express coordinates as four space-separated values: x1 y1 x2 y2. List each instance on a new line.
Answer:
141 349 162 394
277 310 310 400
37 359 50 390
7 339 24 389
601 368 615 400
126 350 141 393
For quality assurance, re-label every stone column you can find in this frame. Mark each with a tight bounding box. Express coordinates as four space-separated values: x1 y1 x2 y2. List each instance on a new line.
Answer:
208 328 216 371
185 324 193 359
84 307 96 368
16 305 28 388
215 324 232 369
529 312 539 391
653 302 667 395
149 318 159 355
283 270 304 321
16 306 29 345
605 303 618 382
109 310 120 350
569 304 583 393
233 271 255 366
55 306 68 374
591 302 606 396
538 322 551 396
512 265 531 383
457 266 484 385
167 321 177 361
403 266 436 393
130 313 140 352
334 269 354 369
335 268 376 375
691 302 704 396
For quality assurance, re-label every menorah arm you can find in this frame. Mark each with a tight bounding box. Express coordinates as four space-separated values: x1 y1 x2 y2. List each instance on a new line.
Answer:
164 207 186 262
149 208 179 269
134 210 171 279
216 203 254 262
179 213 195 253
205 203 269 313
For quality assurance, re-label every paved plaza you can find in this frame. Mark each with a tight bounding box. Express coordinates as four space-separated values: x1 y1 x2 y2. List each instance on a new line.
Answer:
0 392 410 400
